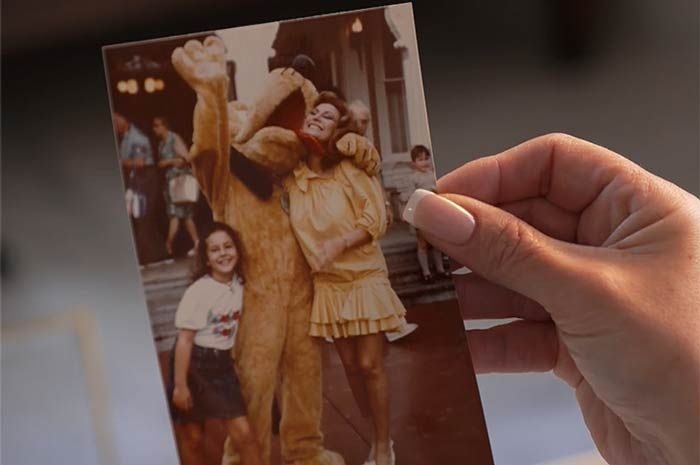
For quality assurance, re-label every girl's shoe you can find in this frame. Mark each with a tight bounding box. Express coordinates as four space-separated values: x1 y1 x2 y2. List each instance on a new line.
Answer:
421 272 433 283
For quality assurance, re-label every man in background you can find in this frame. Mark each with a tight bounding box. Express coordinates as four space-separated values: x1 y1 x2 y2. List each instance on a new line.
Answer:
113 113 167 265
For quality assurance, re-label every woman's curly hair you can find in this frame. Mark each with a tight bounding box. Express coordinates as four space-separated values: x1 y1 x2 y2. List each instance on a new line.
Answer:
313 91 354 170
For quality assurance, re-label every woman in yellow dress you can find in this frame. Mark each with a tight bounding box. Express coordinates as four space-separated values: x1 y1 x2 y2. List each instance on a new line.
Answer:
286 92 406 465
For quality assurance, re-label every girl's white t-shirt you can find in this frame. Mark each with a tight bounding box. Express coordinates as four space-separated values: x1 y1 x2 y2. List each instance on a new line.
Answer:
174 275 243 350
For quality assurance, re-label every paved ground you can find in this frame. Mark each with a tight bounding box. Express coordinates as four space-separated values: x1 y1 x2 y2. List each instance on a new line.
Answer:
142 222 487 463
157 299 492 465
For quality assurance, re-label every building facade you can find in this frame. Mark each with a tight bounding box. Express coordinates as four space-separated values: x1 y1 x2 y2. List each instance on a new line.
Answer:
217 4 433 214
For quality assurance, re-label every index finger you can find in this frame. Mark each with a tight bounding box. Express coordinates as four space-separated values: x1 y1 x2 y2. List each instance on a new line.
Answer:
437 133 639 213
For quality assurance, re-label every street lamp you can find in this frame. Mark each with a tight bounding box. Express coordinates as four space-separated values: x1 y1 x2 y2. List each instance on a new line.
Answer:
350 16 365 69
126 79 138 95
144 77 156 93
351 17 363 33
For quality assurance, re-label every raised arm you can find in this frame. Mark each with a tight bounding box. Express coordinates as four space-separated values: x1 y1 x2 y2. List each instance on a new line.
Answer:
171 37 231 214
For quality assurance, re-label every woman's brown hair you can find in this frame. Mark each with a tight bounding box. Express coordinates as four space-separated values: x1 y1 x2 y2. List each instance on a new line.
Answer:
313 91 353 170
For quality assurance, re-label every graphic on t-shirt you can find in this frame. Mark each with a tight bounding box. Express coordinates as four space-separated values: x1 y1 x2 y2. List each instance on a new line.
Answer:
209 309 241 338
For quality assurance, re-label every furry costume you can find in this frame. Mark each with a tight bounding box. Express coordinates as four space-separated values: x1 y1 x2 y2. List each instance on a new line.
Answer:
172 37 379 465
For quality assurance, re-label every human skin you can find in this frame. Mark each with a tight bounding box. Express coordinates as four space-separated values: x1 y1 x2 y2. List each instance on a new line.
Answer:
402 133 700 465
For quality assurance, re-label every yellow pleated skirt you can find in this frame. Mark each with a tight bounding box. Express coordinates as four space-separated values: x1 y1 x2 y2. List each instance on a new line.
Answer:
309 275 407 338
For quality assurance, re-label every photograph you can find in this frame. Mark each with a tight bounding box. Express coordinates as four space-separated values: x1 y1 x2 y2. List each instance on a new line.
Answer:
103 4 492 465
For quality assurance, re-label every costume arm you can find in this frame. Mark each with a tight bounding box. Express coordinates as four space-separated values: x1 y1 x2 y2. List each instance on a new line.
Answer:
185 86 231 213
172 37 231 216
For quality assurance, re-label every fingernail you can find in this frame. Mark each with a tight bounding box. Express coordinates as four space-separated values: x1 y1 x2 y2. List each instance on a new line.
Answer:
402 189 475 245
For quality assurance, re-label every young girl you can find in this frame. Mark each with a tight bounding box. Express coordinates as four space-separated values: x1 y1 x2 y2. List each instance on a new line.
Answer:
170 222 262 465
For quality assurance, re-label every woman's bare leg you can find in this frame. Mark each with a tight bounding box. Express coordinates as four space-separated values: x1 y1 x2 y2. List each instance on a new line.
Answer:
333 336 372 418
357 333 391 465
184 217 199 250
166 217 180 255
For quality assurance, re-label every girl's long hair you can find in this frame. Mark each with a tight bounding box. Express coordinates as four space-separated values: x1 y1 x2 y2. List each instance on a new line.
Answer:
192 222 246 283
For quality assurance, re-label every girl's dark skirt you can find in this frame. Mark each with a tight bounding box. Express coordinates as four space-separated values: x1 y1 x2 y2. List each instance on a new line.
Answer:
168 344 247 423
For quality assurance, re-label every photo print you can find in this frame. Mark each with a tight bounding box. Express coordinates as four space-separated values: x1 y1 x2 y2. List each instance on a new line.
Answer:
103 4 493 465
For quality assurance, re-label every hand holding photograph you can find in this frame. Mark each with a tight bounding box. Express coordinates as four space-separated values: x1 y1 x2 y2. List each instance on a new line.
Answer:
103 4 492 464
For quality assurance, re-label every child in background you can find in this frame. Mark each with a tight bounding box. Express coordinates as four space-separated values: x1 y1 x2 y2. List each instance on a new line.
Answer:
170 222 262 465
408 145 449 281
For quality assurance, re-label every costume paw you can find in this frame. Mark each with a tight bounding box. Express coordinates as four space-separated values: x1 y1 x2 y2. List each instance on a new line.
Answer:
172 36 228 98
288 449 346 465
336 133 380 176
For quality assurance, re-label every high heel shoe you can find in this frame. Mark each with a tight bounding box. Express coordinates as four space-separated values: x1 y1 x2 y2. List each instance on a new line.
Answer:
363 439 395 465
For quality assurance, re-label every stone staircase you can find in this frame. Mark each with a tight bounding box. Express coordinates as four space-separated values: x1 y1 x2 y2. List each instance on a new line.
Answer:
140 259 192 351
380 223 456 308
140 222 455 351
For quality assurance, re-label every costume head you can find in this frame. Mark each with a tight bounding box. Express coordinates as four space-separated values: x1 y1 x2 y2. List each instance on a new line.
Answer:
234 67 318 144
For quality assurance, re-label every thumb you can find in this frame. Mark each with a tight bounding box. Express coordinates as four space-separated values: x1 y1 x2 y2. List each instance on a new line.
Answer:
402 189 576 305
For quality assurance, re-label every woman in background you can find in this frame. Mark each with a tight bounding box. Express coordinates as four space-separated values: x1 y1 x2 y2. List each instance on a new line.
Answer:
153 116 199 257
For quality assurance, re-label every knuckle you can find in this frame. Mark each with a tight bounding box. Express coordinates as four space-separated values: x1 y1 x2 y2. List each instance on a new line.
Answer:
541 132 576 146
486 219 541 273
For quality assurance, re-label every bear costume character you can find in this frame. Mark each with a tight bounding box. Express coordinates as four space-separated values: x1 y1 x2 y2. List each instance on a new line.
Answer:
171 37 380 465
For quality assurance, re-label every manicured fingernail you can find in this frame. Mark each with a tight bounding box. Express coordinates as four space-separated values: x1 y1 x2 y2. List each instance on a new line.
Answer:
402 189 475 245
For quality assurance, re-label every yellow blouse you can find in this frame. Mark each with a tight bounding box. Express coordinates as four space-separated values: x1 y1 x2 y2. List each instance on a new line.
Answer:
287 160 407 338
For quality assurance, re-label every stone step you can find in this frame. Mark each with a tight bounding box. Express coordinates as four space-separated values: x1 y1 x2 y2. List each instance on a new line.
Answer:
379 240 416 256
394 280 457 307
383 246 450 269
395 277 455 297
390 273 452 290
148 304 178 323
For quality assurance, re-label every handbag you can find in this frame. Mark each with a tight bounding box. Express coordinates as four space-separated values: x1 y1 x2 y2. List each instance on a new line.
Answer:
169 174 199 204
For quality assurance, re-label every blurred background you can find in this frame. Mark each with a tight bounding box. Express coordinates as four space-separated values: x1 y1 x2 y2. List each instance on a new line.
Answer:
2 1 698 465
